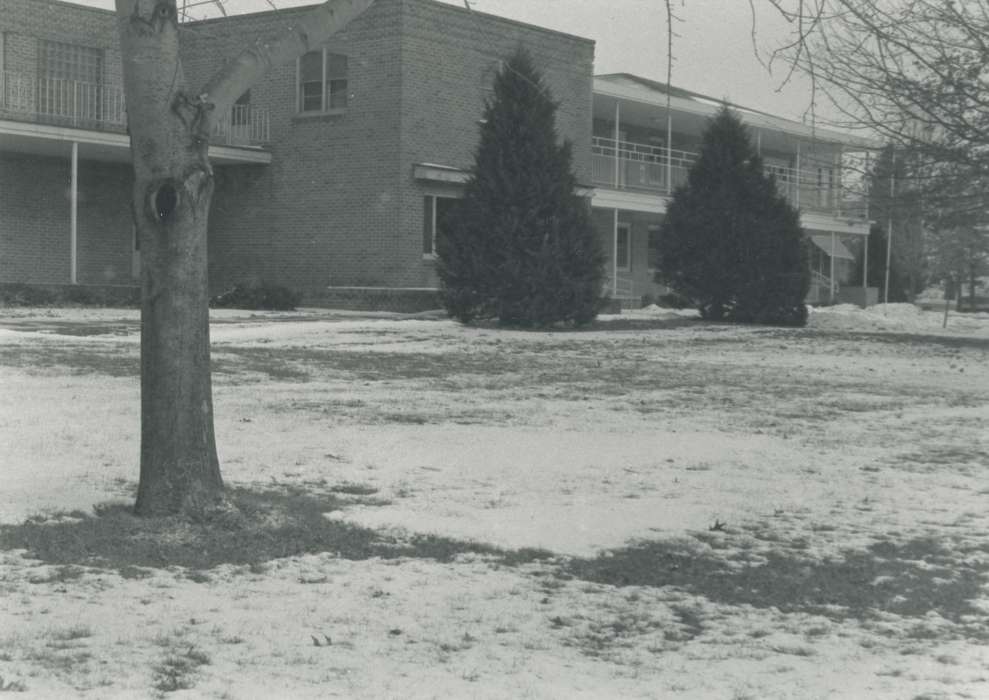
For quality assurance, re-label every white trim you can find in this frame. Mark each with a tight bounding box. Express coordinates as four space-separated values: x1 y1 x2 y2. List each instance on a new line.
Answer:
800 212 870 236
592 187 667 214
0 119 272 164
414 163 469 184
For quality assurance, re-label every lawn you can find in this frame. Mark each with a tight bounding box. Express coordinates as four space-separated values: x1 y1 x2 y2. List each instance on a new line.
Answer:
0 304 987 699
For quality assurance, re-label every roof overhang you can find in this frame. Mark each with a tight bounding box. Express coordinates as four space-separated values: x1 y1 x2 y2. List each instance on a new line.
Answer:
810 234 856 260
593 75 879 150
413 162 594 197
801 211 871 236
591 187 667 214
0 119 272 165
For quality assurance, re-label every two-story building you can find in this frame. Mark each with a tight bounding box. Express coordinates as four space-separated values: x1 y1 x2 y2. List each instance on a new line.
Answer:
589 73 875 307
1 0 872 309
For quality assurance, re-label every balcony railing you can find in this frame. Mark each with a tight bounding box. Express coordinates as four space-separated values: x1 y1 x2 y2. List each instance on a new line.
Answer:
0 71 270 147
212 103 271 147
591 136 868 221
1 71 126 130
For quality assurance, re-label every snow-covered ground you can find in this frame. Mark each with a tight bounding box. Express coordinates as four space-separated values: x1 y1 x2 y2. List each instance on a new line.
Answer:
0 304 987 699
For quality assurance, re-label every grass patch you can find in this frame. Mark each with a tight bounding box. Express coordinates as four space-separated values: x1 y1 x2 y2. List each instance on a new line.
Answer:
151 644 211 694
561 533 989 639
0 486 553 572
0 676 26 693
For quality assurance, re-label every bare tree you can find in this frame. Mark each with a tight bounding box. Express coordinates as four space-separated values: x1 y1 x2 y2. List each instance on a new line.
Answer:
761 1 989 165
116 0 374 516
756 0 989 298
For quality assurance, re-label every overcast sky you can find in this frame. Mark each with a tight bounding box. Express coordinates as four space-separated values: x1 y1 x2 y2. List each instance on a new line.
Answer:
71 0 821 122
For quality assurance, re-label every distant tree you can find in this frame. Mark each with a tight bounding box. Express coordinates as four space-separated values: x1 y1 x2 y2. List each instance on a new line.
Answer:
437 49 605 327
655 106 809 325
861 146 927 302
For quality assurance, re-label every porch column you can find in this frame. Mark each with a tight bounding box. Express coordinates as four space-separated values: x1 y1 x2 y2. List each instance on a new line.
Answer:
612 208 619 297
756 129 761 156
829 232 836 302
862 231 869 299
70 141 78 285
884 150 895 306
666 110 673 195
795 141 801 209
613 102 621 188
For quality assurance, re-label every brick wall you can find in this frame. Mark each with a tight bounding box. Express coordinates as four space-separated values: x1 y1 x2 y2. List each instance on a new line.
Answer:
183 0 406 295
0 152 133 285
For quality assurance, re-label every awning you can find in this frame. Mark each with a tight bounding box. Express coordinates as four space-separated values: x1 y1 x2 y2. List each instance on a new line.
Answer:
810 234 855 261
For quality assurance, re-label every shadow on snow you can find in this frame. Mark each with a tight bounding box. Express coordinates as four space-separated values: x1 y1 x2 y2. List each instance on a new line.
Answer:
0 486 985 640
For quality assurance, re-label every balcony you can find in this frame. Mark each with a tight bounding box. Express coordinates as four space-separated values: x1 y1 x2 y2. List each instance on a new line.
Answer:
591 136 867 222
0 71 270 147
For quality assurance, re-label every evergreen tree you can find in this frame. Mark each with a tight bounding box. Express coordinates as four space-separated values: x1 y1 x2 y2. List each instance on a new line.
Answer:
437 49 605 327
655 106 809 326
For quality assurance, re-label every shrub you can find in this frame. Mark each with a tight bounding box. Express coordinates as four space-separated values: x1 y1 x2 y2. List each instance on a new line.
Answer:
437 49 605 327
655 106 809 326
210 282 301 311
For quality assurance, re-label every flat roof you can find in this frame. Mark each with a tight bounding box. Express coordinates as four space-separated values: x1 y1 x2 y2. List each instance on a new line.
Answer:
595 73 879 148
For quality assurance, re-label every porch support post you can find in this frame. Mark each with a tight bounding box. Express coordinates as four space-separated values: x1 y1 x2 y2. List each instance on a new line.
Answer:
829 232 836 302
666 109 673 195
884 150 895 306
862 231 869 305
612 208 619 297
613 101 621 188
70 140 78 285
756 129 761 156
795 141 801 209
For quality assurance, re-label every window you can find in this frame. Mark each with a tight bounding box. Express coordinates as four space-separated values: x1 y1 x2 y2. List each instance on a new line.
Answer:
422 195 459 257
616 223 631 270
298 49 348 113
647 224 661 271
38 40 103 120
232 90 251 126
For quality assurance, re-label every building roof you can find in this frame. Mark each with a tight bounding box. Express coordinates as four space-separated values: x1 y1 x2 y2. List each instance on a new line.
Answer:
594 73 878 149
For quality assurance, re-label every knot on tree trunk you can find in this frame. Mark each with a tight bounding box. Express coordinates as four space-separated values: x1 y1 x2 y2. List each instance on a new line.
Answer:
145 169 213 226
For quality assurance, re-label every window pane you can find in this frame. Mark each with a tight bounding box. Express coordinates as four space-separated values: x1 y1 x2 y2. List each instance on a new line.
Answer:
423 196 435 255
327 79 348 109
299 51 323 111
617 227 630 268
301 82 322 112
300 51 322 81
325 53 347 79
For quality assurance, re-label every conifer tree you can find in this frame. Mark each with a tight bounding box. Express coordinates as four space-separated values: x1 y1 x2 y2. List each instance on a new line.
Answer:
655 106 809 326
437 49 604 327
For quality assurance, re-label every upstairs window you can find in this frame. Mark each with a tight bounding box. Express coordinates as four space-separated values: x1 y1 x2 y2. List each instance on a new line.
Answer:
38 41 104 120
298 49 348 113
40 40 102 85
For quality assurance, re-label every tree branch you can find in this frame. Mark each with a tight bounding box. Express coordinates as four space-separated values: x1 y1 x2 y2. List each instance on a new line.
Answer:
200 0 375 115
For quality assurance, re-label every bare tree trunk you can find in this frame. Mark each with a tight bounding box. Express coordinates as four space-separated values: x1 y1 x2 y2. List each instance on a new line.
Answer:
117 0 222 515
116 0 374 516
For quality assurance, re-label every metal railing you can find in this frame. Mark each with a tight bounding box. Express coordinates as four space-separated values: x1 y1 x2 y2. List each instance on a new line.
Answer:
591 135 868 221
212 103 271 146
1 71 126 129
0 70 270 147
606 270 637 300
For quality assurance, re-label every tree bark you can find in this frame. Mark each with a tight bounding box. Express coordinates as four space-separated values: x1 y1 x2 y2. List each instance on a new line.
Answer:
115 0 375 516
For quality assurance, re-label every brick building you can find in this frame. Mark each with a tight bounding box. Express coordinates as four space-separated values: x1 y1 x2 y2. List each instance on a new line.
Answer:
0 0 594 307
1 0 873 308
